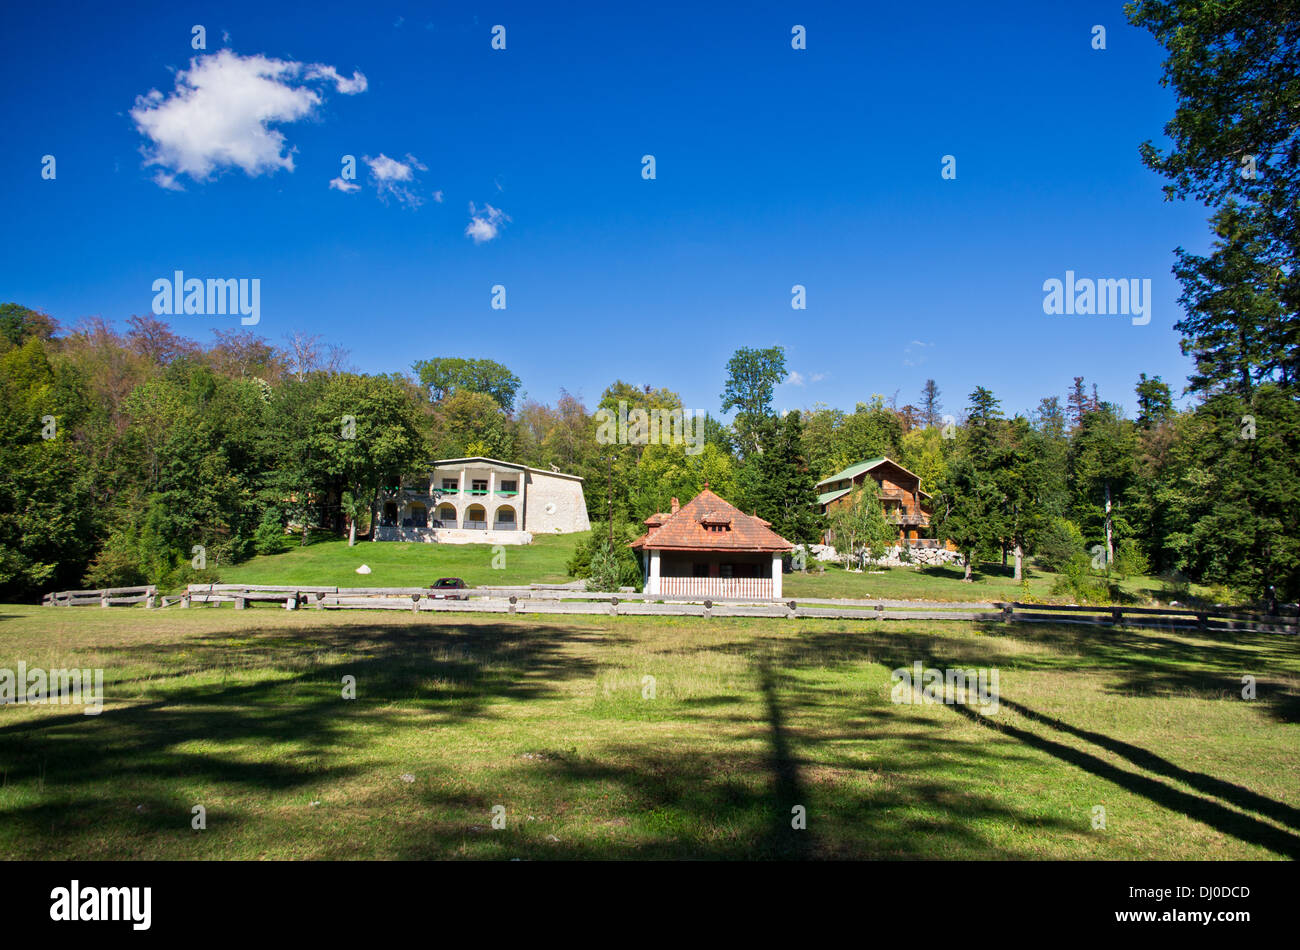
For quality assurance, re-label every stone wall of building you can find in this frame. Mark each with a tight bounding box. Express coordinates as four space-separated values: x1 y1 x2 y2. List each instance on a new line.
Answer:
524 472 590 534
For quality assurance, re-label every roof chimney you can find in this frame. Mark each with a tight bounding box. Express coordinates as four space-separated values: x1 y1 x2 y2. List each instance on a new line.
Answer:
670 497 680 513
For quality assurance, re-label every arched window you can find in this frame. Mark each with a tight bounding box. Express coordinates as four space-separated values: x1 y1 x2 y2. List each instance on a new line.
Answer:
464 504 487 530
408 503 427 528
435 504 457 528
494 505 517 530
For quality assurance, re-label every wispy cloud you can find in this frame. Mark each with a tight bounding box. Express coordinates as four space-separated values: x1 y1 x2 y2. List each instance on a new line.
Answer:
364 153 428 207
131 49 366 189
465 202 509 243
785 370 826 387
903 340 933 367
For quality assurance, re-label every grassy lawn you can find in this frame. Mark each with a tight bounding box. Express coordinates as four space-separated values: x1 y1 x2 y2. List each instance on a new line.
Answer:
1 604 1295 859
784 561 1202 604
215 532 586 590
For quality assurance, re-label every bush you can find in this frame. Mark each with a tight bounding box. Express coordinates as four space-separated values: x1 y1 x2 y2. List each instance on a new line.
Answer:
1114 537 1150 578
1036 517 1085 573
1050 552 1110 604
253 507 289 556
568 523 642 591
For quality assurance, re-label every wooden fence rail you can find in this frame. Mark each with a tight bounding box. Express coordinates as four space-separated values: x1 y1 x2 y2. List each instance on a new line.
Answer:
43 583 1297 635
42 586 156 608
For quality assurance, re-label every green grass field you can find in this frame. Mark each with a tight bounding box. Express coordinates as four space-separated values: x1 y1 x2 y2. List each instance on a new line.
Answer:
1 604 1295 859
217 533 580 589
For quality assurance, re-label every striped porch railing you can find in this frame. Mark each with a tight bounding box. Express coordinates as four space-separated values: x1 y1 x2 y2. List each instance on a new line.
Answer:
659 576 774 599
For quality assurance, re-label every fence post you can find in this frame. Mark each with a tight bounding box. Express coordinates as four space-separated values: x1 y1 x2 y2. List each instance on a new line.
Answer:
100 590 109 608
1111 607 1123 625
1002 603 1013 623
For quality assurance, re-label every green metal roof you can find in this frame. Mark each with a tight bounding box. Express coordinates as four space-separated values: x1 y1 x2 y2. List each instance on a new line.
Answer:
815 487 852 507
815 456 887 489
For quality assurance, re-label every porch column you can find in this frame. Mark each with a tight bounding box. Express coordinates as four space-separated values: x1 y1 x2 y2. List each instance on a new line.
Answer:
649 549 661 595
489 470 496 501
771 553 783 600
458 468 465 497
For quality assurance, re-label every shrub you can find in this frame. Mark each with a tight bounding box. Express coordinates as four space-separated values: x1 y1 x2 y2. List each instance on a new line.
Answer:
1036 517 1085 573
568 523 642 591
253 507 289 556
1050 552 1110 604
1114 538 1150 578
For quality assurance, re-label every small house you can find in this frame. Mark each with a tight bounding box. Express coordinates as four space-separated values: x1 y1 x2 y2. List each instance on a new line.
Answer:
630 488 794 599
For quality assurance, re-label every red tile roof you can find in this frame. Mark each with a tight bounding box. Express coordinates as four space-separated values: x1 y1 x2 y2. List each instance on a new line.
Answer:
629 489 794 552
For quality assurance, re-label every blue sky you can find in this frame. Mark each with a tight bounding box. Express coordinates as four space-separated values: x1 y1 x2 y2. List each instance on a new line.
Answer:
0 1 1212 420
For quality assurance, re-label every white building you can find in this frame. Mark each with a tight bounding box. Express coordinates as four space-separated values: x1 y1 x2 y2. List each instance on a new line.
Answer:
374 457 590 544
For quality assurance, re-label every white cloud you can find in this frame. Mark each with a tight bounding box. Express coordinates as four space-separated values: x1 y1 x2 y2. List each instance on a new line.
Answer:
364 153 428 207
131 49 367 187
304 63 368 95
465 202 510 243
432 189 444 203
329 177 360 193
785 370 826 386
903 340 933 367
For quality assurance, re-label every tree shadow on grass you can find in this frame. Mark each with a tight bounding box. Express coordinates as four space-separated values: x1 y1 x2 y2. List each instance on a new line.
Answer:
769 627 1300 859
680 625 1299 859
381 635 1077 860
0 619 611 855
972 619 1300 723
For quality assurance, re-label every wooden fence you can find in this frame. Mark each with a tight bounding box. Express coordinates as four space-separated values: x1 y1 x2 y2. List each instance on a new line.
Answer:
40 583 1297 635
42 585 156 608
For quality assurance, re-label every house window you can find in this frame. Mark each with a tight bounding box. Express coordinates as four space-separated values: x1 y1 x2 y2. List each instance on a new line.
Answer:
471 479 488 495
720 564 733 578
499 479 517 494
441 479 458 492
692 563 709 577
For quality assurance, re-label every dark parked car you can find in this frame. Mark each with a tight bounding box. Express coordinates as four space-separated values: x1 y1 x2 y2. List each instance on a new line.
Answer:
429 577 468 600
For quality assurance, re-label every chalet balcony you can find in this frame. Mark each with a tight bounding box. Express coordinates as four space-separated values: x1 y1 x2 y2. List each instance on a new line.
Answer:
887 513 931 527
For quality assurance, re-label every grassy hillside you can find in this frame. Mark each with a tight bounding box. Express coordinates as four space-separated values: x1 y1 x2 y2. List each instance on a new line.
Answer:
0 605 1295 859
216 532 587 589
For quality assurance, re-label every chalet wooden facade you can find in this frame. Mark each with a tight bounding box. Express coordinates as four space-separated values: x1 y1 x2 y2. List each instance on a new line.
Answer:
630 489 794 599
815 456 943 546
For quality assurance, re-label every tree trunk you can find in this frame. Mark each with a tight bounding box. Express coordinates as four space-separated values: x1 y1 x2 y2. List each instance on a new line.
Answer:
1001 543 1008 567
963 553 972 582
1104 479 1113 567
348 520 356 547
1013 541 1023 581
